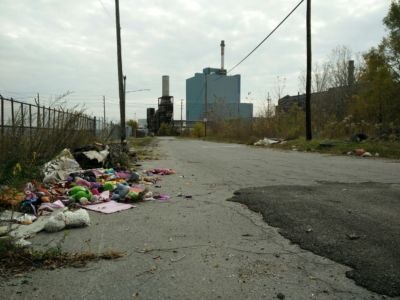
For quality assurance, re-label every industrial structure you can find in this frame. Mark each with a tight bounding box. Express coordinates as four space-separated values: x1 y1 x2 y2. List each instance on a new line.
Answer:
277 60 357 113
186 41 253 122
147 75 174 134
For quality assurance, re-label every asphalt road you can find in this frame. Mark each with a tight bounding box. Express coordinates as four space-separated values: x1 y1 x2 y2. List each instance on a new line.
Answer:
229 182 400 297
2 137 400 300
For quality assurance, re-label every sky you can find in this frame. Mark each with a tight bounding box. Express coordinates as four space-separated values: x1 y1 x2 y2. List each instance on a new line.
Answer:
0 0 391 121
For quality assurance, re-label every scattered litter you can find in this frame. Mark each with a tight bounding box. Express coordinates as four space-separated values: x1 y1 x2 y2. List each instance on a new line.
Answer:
254 138 281 146
146 168 175 176
16 214 37 225
43 149 81 183
84 201 136 214
277 292 285 299
355 148 366 156
153 194 170 201
0 145 179 239
346 233 361 240
170 255 186 262
362 152 372 157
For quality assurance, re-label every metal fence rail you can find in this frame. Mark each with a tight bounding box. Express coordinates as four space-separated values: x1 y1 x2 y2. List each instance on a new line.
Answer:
0 95 97 136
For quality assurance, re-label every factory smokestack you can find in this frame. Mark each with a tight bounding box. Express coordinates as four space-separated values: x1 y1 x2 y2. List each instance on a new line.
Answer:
220 40 225 71
162 75 169 97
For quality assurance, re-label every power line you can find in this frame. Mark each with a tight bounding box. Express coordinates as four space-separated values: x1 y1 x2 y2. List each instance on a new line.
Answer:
228 0 305 73
97 0 113 19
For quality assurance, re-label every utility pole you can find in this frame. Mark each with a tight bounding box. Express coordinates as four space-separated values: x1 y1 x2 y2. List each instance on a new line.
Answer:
115 0 125 143
305 0 312 140
180 99 183 133
103 95 106 130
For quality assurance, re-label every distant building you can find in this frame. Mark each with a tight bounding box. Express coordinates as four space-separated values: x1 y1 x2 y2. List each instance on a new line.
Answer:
185 41 253 122
277 60 357 118
137 119 147 129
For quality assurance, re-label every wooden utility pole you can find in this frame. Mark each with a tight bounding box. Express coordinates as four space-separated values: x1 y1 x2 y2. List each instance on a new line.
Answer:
305 0 312 140
115 0 125 143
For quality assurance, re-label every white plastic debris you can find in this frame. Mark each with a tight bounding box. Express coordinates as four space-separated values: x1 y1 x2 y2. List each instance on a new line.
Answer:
44 212 66 233
362 152 373 157
254 138 280 146
43 149 82 183
82 149 109 163
64 209 90 228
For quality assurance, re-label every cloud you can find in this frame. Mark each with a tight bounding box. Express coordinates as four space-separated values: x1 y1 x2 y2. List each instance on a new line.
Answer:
0 0 390 119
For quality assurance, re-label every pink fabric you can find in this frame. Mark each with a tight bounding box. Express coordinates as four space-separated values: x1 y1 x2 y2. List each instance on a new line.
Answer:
84 200 135 214
115 171 131 179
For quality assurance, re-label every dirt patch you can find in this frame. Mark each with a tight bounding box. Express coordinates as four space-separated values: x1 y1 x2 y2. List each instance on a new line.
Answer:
228 182 400 297
0 238 124 278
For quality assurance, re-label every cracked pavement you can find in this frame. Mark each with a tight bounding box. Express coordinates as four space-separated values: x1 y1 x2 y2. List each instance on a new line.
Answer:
2 137 399 299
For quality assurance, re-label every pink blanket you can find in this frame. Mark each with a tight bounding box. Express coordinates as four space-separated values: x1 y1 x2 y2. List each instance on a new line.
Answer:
84 200 136 214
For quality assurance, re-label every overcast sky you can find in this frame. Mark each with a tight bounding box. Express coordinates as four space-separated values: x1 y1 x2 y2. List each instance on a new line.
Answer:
0 0 390 121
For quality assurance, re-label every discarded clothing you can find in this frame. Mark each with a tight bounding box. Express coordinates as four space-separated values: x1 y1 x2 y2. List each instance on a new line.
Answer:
84 201 135 214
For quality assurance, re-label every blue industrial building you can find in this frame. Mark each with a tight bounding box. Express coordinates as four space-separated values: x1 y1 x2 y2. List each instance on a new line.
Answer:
185 41 253 122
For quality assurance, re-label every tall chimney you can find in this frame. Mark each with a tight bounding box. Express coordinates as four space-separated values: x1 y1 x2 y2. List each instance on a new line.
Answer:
220 40 225 71
162 75 169 97
348 60 355 86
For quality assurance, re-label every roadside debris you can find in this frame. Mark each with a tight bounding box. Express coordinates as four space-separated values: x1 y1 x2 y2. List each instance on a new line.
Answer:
0 145 177 243
346 233 362 240
346 148 375 158
277 293 286 299
254 138 282 146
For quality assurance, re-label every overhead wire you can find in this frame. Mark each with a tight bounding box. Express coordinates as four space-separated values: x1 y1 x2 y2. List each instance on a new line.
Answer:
228 0 305 74
97 0 113 20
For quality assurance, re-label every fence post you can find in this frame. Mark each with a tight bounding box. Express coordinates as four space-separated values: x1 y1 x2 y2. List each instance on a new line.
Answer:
52 108 56 132
93 117 97 136
47 107 51 130
29 104 32 145
57 109 61 130
11 98 15 127
37 105 40 130
20 102 24 135
42 106 46 128
1 95 4 138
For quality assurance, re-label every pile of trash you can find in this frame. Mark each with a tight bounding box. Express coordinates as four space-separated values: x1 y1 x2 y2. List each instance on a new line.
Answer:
0 147 176 246
254 138 285 146
347 148 379 158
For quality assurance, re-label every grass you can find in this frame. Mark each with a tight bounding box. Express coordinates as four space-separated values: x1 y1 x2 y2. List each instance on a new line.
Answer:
269 138 400 159
128 137 159 160
128 136 154 148
181 134 400 159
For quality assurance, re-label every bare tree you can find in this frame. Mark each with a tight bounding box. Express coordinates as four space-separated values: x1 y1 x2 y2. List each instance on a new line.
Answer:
298 62 331 93
274 76 287 102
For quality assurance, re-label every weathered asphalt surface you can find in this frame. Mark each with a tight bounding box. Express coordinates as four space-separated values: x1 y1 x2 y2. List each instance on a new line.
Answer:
229 182 400 297
2 137 400 300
